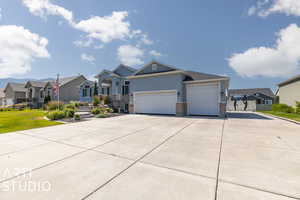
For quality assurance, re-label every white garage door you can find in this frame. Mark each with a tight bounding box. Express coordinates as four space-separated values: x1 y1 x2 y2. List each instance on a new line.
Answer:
134 90 177 115
187 83 219 116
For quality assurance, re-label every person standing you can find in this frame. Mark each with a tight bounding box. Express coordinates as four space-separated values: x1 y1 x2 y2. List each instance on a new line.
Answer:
242 95 248 111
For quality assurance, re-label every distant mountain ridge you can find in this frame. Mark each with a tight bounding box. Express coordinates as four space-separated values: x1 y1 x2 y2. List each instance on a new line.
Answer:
0 78 54 88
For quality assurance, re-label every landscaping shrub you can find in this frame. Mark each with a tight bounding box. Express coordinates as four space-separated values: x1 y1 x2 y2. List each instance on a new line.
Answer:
46 111 65 120
64 103 76 110
46 101 64 111
0 107 14 112
272 104 295 113
106 107 114 113
44 96 51 104
296 101 300 114
12 103 28 110
74 114 81 121
64 108 75 118
93 96 100 106
91 108 101 115
96 113 109 118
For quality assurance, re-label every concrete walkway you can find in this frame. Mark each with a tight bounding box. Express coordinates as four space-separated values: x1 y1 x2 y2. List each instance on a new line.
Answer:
0 113 299 199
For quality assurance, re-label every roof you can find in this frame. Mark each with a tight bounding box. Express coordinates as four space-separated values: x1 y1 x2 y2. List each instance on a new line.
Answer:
183 71 228 81
0 88 5 98
95 70 120 78
26 81 47 88
5 83 27 93
278 74 300 87
113 64 137 75
133 60 179 76
229 88 275 98
48 75 85 87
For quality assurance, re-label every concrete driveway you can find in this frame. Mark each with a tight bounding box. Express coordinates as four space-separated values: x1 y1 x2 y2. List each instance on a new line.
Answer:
0 113 299 200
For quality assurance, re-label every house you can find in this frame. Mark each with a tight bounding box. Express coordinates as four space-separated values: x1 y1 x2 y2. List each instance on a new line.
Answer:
25 81 48 108
0 88 5 106
44 75 87 103
128 61 229 117
227 88 274 111
276 74 300 107
79 80 96 102
3 83 27 105
95 64 137 112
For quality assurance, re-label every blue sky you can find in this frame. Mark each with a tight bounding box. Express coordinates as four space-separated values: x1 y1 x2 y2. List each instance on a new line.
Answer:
1 0 300 90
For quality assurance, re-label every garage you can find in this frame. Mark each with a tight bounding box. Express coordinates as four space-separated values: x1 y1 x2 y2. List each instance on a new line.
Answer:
186 83 219 116
134 90 177 115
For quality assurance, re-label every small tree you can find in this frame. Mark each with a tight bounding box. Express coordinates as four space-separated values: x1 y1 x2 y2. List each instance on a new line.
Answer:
93 81 98 96
44 95 51 104
93 96 100 107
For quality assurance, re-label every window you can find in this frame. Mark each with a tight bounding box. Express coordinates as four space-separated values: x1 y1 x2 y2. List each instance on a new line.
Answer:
90 88 92 97
101 88 105 95
107 87 110 96
152 64 158 71
40 91 44 98
82 88 87 97
122 81 130 96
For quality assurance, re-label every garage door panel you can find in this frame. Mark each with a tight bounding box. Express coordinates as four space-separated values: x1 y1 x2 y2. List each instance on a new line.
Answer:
187 84 219 116
134 91 177 115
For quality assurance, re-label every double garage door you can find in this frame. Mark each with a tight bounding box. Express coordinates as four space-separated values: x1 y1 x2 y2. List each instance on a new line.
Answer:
133 83 219 116
134 90 177 115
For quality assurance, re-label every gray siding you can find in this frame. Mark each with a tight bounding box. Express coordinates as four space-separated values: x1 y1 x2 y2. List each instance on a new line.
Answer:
59 76 86 102
130 74 185 102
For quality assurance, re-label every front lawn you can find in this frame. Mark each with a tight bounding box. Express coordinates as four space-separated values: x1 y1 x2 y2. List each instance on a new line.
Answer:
260 111 300 122
0 109 62 134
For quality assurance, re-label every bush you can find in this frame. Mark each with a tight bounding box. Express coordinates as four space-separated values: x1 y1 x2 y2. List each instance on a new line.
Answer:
272 104 295 113
93 96 100 106
64 108 75 118
74 114 81 121
12 103 28 110
44 95 51 104
46 111 65 120
46 101 64 111
106 107 114 113
0 107 14 112
91 108 101 115
64 103 76 110
296 101 300 114
103 96 110 105
96 113 109 118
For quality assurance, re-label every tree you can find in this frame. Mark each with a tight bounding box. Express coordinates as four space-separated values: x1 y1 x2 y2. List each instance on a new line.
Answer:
93 81 98 96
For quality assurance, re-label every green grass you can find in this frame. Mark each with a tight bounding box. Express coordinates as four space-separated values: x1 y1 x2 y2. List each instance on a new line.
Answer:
260 111 300 122
0 109 62 134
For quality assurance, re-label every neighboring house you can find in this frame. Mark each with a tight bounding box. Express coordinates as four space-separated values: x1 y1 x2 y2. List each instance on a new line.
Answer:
0 88 5 106
96 64 137 112
128 61 229 117
79 80 95 102
3 83 27 105
44 75 87 103
227 88 274 111
276 74 300 107
25 81 48 108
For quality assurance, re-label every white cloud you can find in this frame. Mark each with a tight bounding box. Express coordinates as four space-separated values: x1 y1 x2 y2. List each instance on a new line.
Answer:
74 11 132 43
249 0 300 17
117 45 144 66
149 50 162 57
81 53 95 64
22 0 153 47
0 25 50 78
228 24 300 78
21 0 74 24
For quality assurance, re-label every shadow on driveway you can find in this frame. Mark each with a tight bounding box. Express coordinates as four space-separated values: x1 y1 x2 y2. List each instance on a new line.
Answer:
227 112 273 120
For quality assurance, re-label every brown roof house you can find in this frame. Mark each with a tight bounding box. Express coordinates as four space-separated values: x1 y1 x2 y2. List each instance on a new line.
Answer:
276 74 300 107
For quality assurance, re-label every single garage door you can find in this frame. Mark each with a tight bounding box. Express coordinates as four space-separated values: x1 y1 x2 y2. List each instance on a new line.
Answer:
134 90 177 115
187 83 219 116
